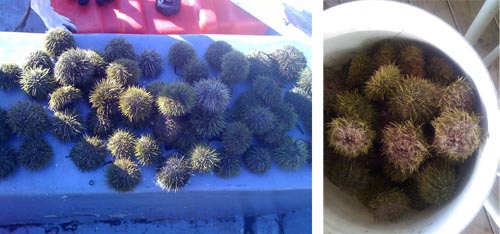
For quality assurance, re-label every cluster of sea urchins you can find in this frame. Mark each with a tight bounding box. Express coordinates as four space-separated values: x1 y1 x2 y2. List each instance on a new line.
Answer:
324 40 483 222
0 29 312 193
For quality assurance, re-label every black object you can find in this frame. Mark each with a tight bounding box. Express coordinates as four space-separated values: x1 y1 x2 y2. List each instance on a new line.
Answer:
156 0 181 16
78 0 90 6
96 0 114 6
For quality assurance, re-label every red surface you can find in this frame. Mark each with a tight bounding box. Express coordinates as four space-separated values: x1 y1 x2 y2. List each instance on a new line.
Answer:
51 0 269 34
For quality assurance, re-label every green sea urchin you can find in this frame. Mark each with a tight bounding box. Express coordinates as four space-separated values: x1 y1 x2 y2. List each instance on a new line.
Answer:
273 136 308 170
106 58 141 87
139 49 163 78
219 50 250 84
364 64 401 101
327 117 375 158
168 41 196 69
86 110 116 137
119 87 154 125
48 86 82 111
416 159 457 205
183 59 209 84
106 158 141 192
373 40 397 67
107 129 137 160
190 111 227 138
156 82 195 117
146 81 169 97
271 102 298 131
346 53 373 89
426 56 454 85
333 90 376 124
431 109 482 161
18 137 53 170
368 188 410 221
0 108 12 142
156 154 191 191
89 78 124 118
252 75 281 106
240 106 276 135
0 145 17 179
193 78 230 114
438 78 475 113
204 41 233 71
70 136 106 171
243 146 272 174
381 121 429 173
222 121 253 155
7 101 49 137
296 67 312 98
44 27 76 58
387 76 440 123
86 50 108 82
23 50 54 75
399 44 425 77
20 67 57 100
189 143 220 173
103 38 136 62
173 126 202 153
54 49 95 89
0 63 22 90
247 51 279 80
214 151 241 178
135 134 161 166
151 115 183 144
51 109 85 141
284 91 312 134
272 45 307 82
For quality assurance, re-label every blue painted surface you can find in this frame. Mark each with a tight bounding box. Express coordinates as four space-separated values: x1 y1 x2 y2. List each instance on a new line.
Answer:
0 32 311 225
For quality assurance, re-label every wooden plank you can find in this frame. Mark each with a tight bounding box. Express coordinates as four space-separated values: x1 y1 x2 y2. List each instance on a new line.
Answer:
462 208 495 234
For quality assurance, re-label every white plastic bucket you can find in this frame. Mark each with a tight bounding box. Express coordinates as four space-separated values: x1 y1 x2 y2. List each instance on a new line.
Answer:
323 1 500 233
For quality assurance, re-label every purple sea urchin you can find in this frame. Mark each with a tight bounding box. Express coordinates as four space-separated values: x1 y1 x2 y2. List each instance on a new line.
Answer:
214 151 241 178
0 63 22 90
252 75 281 106
432 109 482 161
222 121 253 155
107 129 137 160
273 136 308 170
70 136 106 171
48 86 82 111
368 188 410 221
106 58 141 87
156 82 195 117
204 41 233 71
89 78 124 118
135 134 161 166
183 59 209 84
438 78 475 113
139 49 163 78
416 159 457 205
189 143 220 173
219 50 250 84
51 109 85 141
387 76 440 123
168 41 196 69
106 158 141 192
7 101 49 137
156 154 191 191
327 117 375 158
23 50 54 75
119 87 154 125
55 49 95 89
18 137 53 170
243 146 272 174
20 67 57 100
382 121 429 173
272 45 307 82
0 145 17 179
44 27 76 58
364 64 401 101
399 44 425 77
193 78 230 114
103 38 136 62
